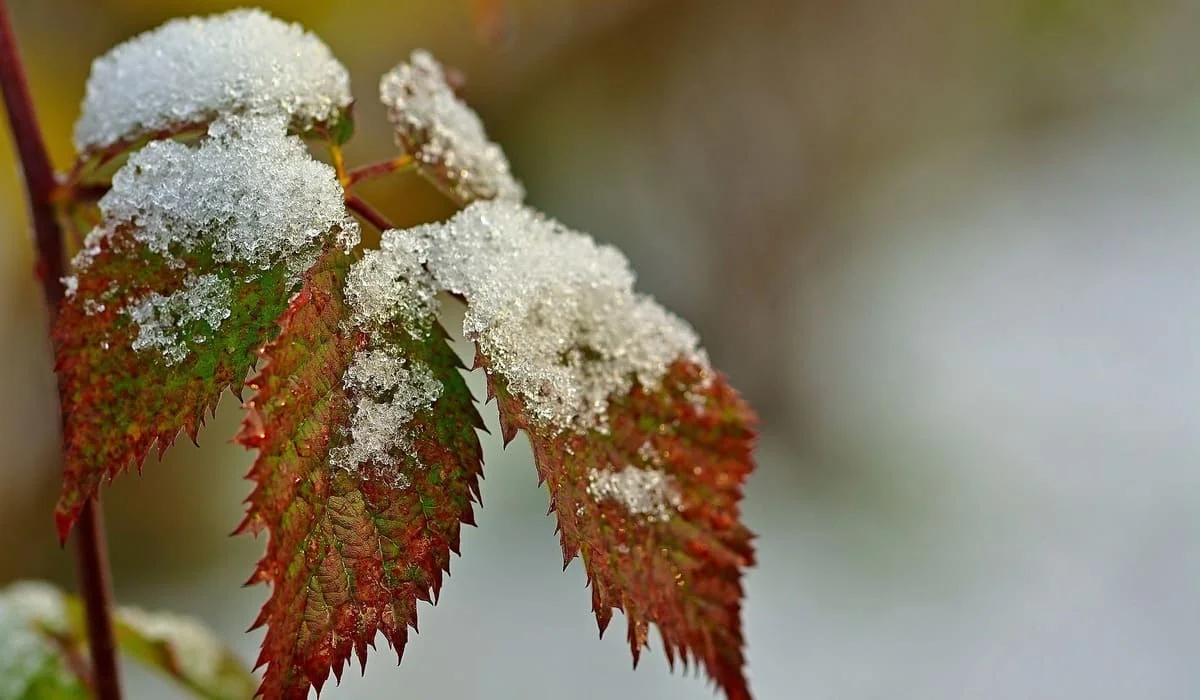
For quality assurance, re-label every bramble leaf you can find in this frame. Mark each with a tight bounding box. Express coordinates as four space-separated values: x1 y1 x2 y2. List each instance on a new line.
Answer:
484 356 757 700
236 251 484 699
53 115 356 540
387 199 758 698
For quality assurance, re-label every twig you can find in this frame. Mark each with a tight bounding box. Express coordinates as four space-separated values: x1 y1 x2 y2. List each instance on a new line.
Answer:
0 3 122 699
346 154 414 188
345 193 395 232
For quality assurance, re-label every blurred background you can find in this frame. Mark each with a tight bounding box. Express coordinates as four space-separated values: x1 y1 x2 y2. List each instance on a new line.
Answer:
2 0 1199 698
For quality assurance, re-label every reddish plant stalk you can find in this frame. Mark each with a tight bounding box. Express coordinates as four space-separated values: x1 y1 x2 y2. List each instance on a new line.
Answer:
345 154 413 187
0 3 122 699
345 192 396 232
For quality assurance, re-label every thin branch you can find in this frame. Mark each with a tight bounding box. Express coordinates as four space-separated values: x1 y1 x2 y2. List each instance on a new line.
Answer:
345 193 395 232
346 154 414 188
0 3 122 699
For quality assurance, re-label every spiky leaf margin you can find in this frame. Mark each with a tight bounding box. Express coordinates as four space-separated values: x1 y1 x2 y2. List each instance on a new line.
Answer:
53 225 301 540
482 355 756 700
237 252 484 699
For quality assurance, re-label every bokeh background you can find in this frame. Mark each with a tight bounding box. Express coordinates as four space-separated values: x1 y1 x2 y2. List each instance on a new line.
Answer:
2 0 1199 698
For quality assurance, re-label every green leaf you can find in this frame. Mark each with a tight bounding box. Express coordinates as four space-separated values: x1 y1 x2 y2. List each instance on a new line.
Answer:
0 581 255 700
112 606 257 700
53 226 300 541
236 252 484 699
0 582 89 700
53 115 356 541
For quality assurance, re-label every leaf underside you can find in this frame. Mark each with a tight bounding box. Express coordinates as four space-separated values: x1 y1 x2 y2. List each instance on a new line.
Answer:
237 252 484 699
482 355 757 700
53 226 296 540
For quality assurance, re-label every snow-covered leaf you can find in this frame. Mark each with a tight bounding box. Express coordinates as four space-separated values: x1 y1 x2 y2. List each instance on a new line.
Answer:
73 8 352 154
389 200 757 698
53 115 357 539
237 250 484 699
380 51 524 203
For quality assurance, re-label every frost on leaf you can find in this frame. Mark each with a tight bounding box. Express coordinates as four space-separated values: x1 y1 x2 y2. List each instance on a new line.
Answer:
380 51 524 203
73 8 352 153
395 200 756 698
236 250 484 700
53 114 357 539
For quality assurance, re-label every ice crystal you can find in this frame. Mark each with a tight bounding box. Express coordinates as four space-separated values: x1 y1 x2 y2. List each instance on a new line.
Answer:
329 349 443 480
127 273 232 365
398 200 704 431
88 113 357 276
344 230 438 337
380 50 524 203
74 8 352 152
586 466 683 523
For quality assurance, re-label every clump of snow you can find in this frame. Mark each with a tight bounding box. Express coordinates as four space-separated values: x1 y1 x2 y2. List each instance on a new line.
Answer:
127 273 232 365
587 466 682 522
344 230 438 338
380 50 524 203
70 113 356 364
74 8 352 152
89 114 357 277
329 348 443 484
396 200 704 432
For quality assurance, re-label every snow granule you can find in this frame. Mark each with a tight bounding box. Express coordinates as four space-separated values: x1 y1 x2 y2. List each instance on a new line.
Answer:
90 113 357 276
586 466 682 522
344 229 438 338
394 200 704 432
380 50 524 203
329 348 443 482
74 8 352 152
127 273 232 365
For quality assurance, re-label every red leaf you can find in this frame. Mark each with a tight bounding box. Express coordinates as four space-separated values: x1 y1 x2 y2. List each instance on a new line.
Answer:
238 252 484 699
481 353 757 700
53 226 297 540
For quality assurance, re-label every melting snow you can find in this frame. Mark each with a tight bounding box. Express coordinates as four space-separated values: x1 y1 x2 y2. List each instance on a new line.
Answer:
380 50 524 203
74 8 352 152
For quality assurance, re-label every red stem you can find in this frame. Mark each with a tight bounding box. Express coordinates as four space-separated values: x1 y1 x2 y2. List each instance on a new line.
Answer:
0 4 122 699
345 154 413 188
345 193 395 232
